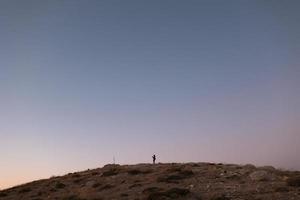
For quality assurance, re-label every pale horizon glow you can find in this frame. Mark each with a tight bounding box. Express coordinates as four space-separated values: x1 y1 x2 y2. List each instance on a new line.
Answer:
1 0 300 189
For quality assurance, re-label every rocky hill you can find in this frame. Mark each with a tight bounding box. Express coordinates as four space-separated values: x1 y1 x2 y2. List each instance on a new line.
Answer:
1 162 300 200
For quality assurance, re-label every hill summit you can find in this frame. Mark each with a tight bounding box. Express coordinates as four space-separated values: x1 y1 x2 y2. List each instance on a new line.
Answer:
1 162 300 200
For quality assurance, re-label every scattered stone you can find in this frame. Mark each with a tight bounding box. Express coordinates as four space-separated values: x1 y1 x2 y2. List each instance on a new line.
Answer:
85 180 96 187
249 170 275 181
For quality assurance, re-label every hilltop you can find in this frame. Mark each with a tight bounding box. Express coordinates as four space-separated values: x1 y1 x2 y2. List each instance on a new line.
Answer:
1 162 300 200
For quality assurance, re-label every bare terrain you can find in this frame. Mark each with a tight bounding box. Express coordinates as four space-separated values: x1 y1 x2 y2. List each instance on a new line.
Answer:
1 162 300 200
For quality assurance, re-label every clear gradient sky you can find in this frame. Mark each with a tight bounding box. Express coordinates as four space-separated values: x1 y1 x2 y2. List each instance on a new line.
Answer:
1 0 300 189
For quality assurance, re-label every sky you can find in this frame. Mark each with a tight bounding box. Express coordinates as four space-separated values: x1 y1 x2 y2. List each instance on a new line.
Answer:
0 0 300 189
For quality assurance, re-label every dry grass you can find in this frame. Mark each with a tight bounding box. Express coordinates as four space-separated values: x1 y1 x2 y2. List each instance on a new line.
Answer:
286 175 300 187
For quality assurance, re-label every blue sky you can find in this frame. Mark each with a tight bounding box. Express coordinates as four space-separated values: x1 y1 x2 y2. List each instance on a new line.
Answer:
0 0 300 189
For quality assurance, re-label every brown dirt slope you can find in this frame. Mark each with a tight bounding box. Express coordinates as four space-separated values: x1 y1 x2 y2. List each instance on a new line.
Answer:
1 162 300 200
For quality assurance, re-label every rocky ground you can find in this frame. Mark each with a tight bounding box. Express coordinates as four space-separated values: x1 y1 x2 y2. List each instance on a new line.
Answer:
1 162 300 200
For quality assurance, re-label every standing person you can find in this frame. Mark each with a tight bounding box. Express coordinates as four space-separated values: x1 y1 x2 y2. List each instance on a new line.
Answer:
152 154 156 164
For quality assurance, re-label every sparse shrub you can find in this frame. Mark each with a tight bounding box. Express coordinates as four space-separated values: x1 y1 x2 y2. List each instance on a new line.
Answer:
235 166 243 169
244 164 256 170
143 187 163 194
157 169 194 183
73 178 84 183
55 182 66 189
72 173 81 178
192 163 200 167
258 166 276 172
91 171 99 176
274 186 289 192
225 174 241 180
103 164 120 168
273 169 291 177
166 166 183 173
92 182 102 188
101 168 119 177
145 168 154 173
63 195 85 200
286 176 300 187
210 194 230 200
0 192 7 197
163 188 190 197
166 166 193 174
128 169 143 175
19 187 31 193
238 180 246 184
129 183 142 189
157 174 182 183
147 188 190 200
127 169 152 175
180 169 194 176
98 184 114 191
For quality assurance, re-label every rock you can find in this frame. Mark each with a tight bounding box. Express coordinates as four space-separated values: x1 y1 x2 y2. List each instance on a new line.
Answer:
249 170 275 181
85 180 96 187
238 168 252 175
225 173 241 180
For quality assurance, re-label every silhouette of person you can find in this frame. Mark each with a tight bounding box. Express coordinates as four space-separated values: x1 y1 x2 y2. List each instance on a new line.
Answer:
152 154 156 164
